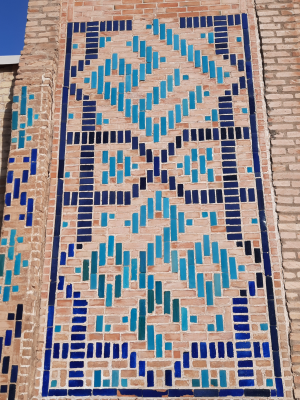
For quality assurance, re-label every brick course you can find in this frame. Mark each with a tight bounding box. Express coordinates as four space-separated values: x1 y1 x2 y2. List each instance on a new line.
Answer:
35 0 293 397
0 0 299 398
0 66 17 231
0 1 61 399
256 0 300 397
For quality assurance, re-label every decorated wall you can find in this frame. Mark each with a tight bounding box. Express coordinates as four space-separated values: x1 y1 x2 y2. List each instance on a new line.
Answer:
0 0 299 399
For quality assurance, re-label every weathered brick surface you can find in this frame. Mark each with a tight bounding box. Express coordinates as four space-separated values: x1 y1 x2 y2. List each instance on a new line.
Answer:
0 1 61 399
255 0 300 397
0 66 17 231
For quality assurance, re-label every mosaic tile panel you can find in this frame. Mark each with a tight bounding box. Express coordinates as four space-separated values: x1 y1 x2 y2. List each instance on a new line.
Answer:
38 14 286 397
0 85 40 399
0 303 23 399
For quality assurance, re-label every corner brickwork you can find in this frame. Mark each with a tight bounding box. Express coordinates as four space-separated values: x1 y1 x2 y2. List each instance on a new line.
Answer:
255 0 300 397
0 1 61 399
0 66 17 231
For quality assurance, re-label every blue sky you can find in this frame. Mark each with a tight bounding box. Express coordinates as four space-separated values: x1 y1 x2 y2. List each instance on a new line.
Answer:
0 0 29 56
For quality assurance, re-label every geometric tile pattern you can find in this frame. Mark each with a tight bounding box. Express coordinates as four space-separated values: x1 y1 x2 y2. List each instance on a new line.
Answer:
38 14 283 397
0 84 40 399
0 304 23 399
5 89 39 227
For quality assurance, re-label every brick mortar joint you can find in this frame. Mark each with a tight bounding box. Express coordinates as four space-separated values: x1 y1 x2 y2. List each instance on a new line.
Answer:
255 0 300 396
1 1 297 398
32 21 62 400
19 80 56 400
253 0 296 395
4 0 63 398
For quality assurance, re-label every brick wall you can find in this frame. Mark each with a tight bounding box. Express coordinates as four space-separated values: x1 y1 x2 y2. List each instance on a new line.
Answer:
0 1 61 399
255 0 300 397
0 65 17 231
33 0 293 398
0 0 298 399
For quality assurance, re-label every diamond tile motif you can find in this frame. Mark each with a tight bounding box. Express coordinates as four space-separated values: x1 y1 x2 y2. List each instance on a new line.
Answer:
39 15 285 397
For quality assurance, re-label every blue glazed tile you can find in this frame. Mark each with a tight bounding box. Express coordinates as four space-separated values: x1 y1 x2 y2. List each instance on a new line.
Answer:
37 14 282 397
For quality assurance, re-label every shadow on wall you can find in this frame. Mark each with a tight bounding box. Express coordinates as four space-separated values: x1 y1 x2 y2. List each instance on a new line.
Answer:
0 65 18 233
